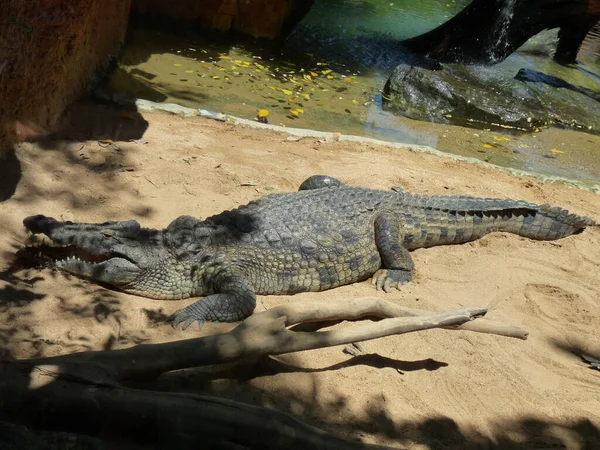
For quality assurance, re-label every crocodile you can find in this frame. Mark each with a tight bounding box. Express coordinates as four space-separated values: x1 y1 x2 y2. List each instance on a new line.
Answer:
22 175 595 329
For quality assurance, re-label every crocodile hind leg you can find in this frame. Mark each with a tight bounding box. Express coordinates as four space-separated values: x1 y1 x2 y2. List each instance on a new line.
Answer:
372 212 415 293
171 276 256 329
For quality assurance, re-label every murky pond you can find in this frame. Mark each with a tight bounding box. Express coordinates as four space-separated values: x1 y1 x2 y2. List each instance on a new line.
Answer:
105 0 600 184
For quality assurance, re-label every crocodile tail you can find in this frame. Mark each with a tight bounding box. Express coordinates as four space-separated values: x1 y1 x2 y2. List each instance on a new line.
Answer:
502 204 595 240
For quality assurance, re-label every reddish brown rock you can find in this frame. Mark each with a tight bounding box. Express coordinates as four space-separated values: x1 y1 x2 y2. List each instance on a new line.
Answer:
131 0 313 39
132 0 238 32
0 0 131 156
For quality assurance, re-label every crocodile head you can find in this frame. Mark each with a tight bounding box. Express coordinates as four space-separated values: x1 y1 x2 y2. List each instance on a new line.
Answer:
22 215 203 299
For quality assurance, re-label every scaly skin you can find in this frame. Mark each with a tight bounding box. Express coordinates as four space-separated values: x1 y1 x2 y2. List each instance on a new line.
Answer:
22 175 595 329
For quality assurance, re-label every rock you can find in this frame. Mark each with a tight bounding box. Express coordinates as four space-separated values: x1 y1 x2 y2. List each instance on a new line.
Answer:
383 63 600 134
0 0 130 156
383 64 549 131
131 0 314 39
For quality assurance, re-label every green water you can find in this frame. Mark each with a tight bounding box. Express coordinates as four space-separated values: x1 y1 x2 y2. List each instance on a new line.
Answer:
296 0 468 40
106 0 600 184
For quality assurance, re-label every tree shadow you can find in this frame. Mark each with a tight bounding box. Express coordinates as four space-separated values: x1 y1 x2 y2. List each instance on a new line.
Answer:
34 100 150 152
0 233 149 357
0 148 21 203
0 302 599 448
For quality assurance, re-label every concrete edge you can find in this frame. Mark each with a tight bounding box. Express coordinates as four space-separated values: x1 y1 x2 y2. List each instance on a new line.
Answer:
134 99 600 195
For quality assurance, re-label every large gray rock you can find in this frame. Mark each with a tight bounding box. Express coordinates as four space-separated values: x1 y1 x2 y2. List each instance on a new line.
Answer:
382 64 551 131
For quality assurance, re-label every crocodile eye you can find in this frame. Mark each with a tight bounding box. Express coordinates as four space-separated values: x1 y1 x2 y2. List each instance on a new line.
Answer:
102 230 116 237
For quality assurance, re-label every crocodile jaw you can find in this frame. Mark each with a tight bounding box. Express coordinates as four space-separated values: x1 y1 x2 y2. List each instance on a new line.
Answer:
54 255 140 284
22 215 198 298
24 240 141 286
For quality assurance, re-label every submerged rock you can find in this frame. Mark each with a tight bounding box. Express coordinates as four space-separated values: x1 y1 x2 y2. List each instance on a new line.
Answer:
383 64 600 134
382 64 549 131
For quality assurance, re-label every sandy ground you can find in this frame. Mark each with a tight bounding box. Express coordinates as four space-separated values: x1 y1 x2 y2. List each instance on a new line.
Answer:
1 102 600 449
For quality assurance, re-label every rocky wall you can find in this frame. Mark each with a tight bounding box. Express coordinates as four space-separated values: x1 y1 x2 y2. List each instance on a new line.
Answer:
0 0 131 157
131 0 313 39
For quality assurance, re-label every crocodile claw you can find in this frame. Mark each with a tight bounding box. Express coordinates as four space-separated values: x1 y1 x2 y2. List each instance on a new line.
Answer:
371 269 412 293
170 307 206 331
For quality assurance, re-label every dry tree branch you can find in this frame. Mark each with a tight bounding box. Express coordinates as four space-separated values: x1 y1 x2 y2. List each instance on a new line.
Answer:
1 297 525 449
27 298 499 383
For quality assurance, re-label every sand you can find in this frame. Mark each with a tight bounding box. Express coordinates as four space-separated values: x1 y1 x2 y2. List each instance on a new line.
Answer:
1 102 599 449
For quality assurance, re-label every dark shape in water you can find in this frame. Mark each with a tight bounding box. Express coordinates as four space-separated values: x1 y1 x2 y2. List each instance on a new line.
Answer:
402 0 600 65
515 68 600 102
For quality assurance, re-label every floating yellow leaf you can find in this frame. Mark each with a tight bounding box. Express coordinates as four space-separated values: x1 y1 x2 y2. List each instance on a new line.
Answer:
352 99 359 104
184 69 195 73
445 114 453 118
550 148 565 154
344 78 352 83
219 67 226 71
173 63 183 67
303 74 312 81
316 62 327 66
295 108 304 114
326 75 334 79
219 55 232 60
310 72 319 77
255 69 262 73
321 69 332 75
234 60 242 64
267 86 277 90
288 98 296 103
290 109 301 116
212 75 220 79
482 143 493 149
255 63 266 70
281 89 293 95
258 109 269 118
493 136 511 142
302 94 310 100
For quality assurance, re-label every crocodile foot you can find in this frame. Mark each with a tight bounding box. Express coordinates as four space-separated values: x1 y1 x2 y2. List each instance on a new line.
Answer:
371 269 413 292
169 303 207 330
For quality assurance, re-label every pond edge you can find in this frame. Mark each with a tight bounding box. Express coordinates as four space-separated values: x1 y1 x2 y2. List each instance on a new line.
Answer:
135 99 600 195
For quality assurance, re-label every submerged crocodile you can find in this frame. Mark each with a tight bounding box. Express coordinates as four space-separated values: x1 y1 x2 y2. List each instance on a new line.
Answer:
22 175 594 329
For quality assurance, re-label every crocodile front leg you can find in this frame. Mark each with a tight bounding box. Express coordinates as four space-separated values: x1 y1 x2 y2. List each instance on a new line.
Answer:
171 274 256 329
372 212 415 292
